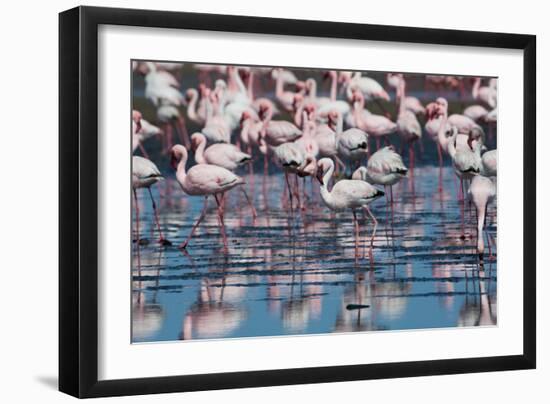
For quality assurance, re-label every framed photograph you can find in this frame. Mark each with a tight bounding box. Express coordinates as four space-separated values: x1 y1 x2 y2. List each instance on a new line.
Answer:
59 5 536 398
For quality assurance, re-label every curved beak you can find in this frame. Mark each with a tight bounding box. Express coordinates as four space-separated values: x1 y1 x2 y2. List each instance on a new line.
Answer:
170 152 178 170
315 168 324 185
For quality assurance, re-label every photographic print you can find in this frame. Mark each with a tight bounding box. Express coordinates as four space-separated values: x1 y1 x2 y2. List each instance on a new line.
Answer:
131 61 497 343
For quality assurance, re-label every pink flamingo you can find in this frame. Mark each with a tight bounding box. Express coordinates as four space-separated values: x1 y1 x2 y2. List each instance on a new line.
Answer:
396 78 422 172
472 77 497 109
191 132 252 171
184 87 207 126
274 67 302 112
132 156 171 245
387 73 425 115
171 144 247 251
351 89 397 150
201 89 231 144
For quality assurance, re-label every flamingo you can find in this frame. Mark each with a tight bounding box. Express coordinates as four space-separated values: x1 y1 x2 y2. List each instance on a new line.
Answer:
387 73 425 115
332 110 369 172
468 175 496 260
132 156 171 245
274 67 302 111
274 141 306 214
259 100 302 145
435 97 485 138
352 146 407 218
447 129 483 206
170 144 248 250
463 105 489 122
191 132 252 171
342 72 390 102
481 149 497 177
201 89 231 144
316 157 385 262
396 77 422 171
184 87 207 126
351 90 397 150
171 145 251 252
472 77 497 109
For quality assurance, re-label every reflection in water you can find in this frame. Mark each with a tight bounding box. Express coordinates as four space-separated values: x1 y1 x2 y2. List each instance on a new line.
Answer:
131 165 497 343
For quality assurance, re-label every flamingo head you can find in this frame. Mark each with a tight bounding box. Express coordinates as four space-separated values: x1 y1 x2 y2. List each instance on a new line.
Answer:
258 100 271 119
316 158 332 185
338 71 353 84
327 110 340 126
295 80 306 92
304 102 316 117
240 111 252 127
170 145 187 170
132 110 142 133
292 93 304 110
190 133 204 151
467 127 484 150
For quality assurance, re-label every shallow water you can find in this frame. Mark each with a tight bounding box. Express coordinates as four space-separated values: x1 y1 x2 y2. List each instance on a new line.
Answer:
131 164 497 343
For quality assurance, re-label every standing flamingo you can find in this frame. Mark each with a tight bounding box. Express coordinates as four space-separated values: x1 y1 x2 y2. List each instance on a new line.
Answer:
170 145 247 250
316 158 384 262
351 90 397 150
468 175 496 260
396 77 422 172
132 156 171 245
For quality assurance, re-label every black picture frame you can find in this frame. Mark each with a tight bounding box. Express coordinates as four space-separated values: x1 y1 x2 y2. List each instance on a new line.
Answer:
59 5 536 398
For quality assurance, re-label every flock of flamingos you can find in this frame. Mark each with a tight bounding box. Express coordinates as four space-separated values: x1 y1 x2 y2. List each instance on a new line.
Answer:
131 61 497 265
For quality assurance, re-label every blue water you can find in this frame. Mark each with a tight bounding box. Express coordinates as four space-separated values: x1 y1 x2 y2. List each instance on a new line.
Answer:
132 163 497 342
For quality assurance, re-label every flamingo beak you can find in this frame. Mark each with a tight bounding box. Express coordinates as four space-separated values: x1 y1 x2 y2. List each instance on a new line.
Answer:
315 168 324 185
170 153 178 170
135 120 142 133
467 137 474 151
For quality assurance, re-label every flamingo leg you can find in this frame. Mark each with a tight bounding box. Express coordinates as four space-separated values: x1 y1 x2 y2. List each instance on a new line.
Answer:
293 174 302 211
133 188 142 270
179 196 208 249
352 210 359 261
363 205 378 265
284 171 294 217
214 194 229 252
240 187 257 219
147 187 170 245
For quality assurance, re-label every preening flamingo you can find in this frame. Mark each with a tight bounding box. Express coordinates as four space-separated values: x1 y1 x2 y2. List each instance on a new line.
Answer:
352 146 407 218
316 158 384 262
132 156 171 245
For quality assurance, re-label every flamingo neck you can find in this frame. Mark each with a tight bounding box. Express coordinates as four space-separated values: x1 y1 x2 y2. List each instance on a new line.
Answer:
275 73 284 98
319 162 335 205
240 119 250 144
247 71 254 100
330 74 337 102
476 203 486 254
472 78 481 99
194 137 207 164
437 114 449 149
187 91 199 122
175 152 188 191
308 79 317 99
